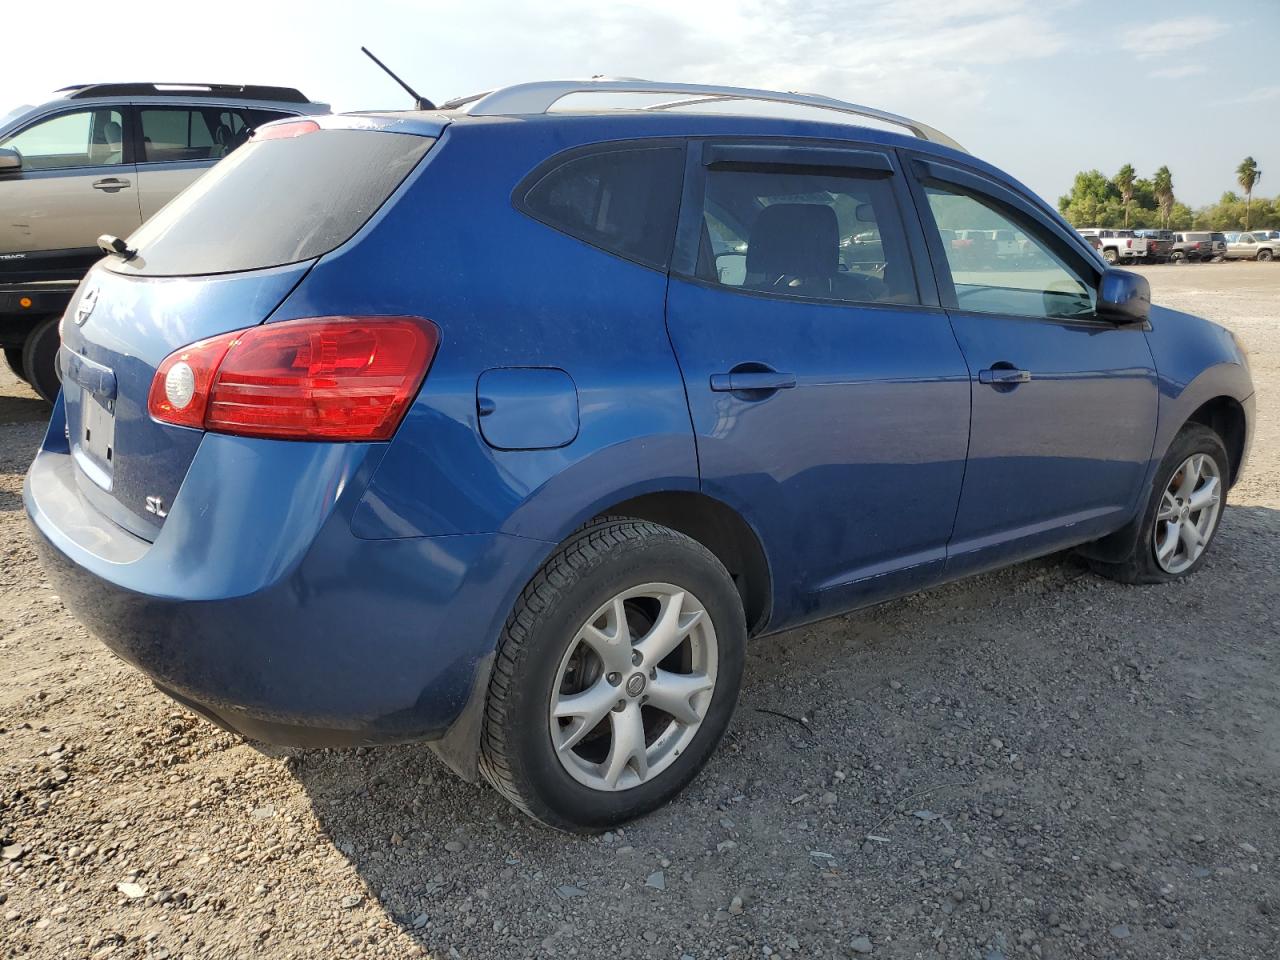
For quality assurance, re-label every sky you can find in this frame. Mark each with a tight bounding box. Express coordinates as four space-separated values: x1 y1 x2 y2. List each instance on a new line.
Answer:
5 0 1277 208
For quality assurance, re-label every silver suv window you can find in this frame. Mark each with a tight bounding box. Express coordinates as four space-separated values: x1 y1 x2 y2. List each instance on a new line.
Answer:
0 108 125 170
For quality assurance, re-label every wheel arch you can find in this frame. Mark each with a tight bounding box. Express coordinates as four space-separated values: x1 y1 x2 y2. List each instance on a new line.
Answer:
1185 395 1247 486
585 491 773 636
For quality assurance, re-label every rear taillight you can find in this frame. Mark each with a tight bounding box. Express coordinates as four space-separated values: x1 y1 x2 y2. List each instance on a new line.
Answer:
1126 239 1133 248
148 317 438 441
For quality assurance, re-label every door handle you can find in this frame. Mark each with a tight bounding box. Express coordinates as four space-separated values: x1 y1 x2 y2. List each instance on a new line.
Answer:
978 367 1032 385
92 177 131 191
710 370 798 393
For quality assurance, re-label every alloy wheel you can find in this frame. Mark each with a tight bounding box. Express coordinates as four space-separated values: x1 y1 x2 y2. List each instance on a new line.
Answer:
1153 453 1223 574
549 583 718 791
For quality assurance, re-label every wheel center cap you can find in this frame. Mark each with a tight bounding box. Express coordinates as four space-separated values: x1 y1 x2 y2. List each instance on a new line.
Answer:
1179 505 1191 522
625 673 647 697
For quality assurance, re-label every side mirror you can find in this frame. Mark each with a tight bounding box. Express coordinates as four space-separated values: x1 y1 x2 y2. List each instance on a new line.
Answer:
1098 268 1150 324
0 148 20 173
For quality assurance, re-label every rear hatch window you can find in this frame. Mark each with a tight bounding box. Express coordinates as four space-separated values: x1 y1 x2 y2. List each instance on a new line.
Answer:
110 126 433 276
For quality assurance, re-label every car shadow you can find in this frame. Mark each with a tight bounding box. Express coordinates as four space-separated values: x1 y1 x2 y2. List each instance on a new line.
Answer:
284 502 1280 954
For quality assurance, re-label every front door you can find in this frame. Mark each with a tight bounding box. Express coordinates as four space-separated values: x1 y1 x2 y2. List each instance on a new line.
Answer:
0 106 140 277
909 159 1159 575
664 142 971 630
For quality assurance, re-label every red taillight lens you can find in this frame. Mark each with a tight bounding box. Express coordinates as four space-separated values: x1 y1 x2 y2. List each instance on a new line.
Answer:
254 119 321 141
148 317 438 441
1126 239 1133 248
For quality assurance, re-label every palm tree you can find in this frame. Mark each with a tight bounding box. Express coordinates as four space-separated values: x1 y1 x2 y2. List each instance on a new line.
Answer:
1153 166 1175 229
1237 157 1261 230
1114 164 1136 227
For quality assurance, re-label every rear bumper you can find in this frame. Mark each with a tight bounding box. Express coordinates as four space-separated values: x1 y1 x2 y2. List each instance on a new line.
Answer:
24 409 551 748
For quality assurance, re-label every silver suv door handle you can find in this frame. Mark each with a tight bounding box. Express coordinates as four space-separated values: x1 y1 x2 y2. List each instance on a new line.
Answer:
92 178 131 191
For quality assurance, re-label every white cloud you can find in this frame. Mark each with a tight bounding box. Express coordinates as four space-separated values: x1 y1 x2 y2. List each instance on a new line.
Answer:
1150 64 1208 80
1219 85 1280 105
1120 16 1227 59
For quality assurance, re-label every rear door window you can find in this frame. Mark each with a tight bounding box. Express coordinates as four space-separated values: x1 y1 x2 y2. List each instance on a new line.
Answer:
519 143 685 269
117 127 432 276
139 107 263 162
692 163 919 306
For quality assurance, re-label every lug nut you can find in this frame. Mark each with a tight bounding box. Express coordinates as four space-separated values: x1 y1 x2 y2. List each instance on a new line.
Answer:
613 700 626 712
607 672 621 686
632 651 642 666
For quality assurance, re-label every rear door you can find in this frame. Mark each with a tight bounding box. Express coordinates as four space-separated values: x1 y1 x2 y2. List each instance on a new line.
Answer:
0 106 140 271
133 105 291 219
906 156 1159 575
665 141 970 628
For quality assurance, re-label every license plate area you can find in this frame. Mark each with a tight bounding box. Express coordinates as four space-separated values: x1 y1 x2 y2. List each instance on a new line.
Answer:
72 390 117 490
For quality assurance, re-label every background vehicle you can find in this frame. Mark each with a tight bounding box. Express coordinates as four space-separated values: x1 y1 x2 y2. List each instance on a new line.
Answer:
1077 227 1149 264
1134 229 1174 262
1172 231 1217 262
25 80 1254 831
1225 232 1279 261
1210 232 1228 260
0 82 328 401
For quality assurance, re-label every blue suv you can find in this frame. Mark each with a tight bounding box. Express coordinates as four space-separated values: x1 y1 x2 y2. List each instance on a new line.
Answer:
24 81 1254 831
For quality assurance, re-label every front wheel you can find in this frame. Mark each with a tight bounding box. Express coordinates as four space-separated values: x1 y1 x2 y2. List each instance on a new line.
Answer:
1090 424 1228 585
479 519 746 831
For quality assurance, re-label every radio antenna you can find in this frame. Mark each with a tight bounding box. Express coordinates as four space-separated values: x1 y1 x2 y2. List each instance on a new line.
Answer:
361 46 436 110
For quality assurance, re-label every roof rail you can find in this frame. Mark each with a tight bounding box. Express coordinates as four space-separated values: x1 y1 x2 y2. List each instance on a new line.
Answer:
457 79 965 153
61 83 312 104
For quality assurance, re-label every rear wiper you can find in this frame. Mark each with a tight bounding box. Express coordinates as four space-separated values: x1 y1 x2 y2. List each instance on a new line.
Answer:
97 234 136 260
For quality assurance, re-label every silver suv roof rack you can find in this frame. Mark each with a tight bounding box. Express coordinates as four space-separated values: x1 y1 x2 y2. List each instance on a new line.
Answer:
456 79 965 153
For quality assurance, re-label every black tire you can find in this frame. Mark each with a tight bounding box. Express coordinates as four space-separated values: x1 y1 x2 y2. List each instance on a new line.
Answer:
1258 249 1274 262
1103 248 1119 265
21 315 62 404
479 518 747 832
1089 423 1229 585
3 347 25 382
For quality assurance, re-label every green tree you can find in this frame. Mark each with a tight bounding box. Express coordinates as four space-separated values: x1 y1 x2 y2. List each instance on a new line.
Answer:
1153 166 1175 229
1113 164 1137 227
1057 169 1117 226
1237 157 1262 229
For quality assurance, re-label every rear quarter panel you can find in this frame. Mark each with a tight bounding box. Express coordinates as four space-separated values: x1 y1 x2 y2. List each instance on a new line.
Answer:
267 120 699 543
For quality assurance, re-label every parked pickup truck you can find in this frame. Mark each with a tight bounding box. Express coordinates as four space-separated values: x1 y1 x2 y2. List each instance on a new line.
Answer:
1224 232 1278 261
1134 229 1174 262
1076 228 1149 265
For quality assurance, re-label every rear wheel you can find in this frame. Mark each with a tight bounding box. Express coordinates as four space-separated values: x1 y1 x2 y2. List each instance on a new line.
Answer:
3 347 25 382
479 519 746 832
1090 424 1228 584
21 316 62 403
1259 249 1274 262
1103 248 1119 264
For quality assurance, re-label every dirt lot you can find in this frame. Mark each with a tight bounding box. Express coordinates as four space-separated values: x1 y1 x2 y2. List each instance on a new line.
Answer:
1 262 1277 960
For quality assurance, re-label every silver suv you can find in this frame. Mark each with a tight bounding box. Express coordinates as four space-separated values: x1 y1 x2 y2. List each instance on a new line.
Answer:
1 83 328 399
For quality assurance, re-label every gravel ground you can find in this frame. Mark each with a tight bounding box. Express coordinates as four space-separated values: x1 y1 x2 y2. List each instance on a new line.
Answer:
1 262 1277 959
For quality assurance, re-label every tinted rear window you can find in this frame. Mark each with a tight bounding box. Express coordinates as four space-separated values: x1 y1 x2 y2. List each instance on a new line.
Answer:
115 129 433 276
519 144 685 269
